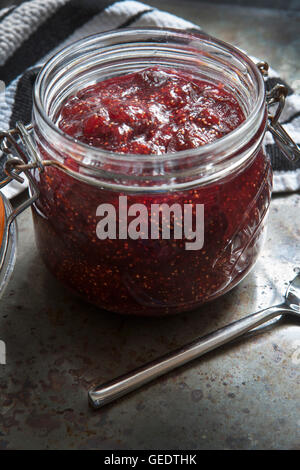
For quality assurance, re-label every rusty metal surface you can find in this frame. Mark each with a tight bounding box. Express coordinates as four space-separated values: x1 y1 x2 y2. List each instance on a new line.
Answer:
147 0 300 94
0 2 300 451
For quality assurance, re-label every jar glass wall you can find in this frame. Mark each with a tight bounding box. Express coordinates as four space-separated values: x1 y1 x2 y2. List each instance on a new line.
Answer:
0 194 18 299
29 29 272 315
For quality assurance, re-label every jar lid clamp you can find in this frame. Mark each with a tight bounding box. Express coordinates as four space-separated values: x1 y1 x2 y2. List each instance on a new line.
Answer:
258 61 300 162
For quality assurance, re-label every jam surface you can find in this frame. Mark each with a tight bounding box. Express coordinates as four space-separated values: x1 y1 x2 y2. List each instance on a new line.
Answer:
58 67 245 154
32 67 271 316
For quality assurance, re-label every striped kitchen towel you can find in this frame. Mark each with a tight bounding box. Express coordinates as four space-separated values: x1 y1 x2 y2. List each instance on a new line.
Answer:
0 0 299 198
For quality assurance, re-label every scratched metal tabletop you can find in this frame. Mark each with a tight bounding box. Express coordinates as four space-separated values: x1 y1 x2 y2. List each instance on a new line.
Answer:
0 1 300 450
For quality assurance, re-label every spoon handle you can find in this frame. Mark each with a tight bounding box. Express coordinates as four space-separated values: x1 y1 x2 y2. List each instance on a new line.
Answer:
89 304 287 409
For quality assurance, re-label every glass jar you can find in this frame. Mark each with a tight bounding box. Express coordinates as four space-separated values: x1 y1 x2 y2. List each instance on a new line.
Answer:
0 191 17 299
3 29 278 315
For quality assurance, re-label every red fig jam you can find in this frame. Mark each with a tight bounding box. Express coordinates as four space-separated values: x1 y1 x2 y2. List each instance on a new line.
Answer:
32 67 271 316
58 67 245 153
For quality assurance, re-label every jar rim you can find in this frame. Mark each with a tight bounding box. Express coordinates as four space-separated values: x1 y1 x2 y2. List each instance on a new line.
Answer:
33 27 266 164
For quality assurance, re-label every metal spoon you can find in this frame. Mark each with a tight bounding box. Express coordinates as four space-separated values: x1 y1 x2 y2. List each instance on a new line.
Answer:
89 273 300 409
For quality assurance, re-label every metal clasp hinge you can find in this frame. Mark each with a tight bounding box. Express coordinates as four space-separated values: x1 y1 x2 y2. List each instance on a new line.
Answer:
0 122 43 187
267 84 300 162
0 123 40 221
258 61 300 162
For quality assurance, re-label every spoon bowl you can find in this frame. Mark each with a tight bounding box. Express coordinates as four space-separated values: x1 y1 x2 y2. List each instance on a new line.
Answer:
285 273 300 314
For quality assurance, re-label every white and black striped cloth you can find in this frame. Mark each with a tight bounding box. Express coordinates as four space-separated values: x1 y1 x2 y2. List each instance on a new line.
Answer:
0 0 299 198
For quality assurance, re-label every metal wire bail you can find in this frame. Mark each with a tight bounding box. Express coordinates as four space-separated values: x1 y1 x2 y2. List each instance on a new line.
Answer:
258 61 300 162
0 124 40 225
267 85 300 162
